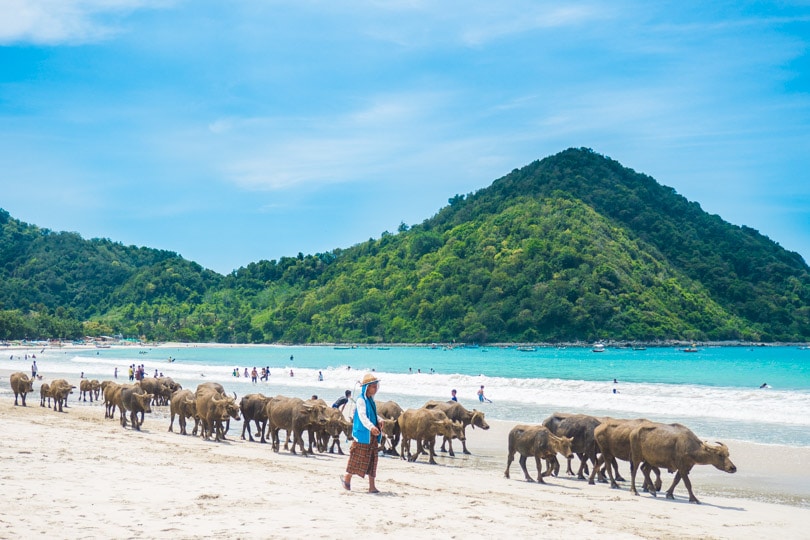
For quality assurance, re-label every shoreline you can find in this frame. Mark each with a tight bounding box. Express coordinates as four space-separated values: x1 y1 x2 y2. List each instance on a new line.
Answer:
1 397 808 539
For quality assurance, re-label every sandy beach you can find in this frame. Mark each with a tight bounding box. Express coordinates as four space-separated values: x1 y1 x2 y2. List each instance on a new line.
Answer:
2 366 809 540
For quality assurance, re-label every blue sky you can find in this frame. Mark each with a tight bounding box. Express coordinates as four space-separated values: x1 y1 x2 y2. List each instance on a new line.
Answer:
1 1 809 274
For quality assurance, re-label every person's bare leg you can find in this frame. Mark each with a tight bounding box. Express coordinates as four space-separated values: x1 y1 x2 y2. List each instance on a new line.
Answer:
369 475 378 493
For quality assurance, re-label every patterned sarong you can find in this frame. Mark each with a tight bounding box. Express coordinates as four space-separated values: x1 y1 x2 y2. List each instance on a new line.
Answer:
346 439 379 478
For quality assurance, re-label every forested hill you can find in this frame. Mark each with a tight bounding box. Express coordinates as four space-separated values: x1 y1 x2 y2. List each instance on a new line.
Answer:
2 148 809 343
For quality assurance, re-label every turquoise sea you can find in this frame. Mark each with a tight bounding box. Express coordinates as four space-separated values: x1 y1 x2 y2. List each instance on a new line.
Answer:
5 344 810 447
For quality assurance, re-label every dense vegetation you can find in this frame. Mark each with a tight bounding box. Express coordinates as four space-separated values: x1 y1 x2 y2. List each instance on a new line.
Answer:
2 148 809 343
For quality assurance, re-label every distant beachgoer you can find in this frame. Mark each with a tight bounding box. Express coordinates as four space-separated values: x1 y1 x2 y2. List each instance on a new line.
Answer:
31 360 38 378
311 395 318 400
251 367 258 384
409 367 412 374
477 385 491 403
290 355 294 362
290 369 294 377
80 372 85 379
613 378 618 384
612 388 619 394
318 371 323 382
450 389 458 402
128 366 134 381
244 367 249 378
760 383 769 389
159 372 164 377
154 369 159 378
114 367 118 379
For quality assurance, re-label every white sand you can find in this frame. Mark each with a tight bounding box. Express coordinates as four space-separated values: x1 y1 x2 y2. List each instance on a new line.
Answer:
2 373 809 540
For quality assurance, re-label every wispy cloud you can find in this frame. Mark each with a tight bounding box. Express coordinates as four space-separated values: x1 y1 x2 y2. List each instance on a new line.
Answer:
0 0 173 44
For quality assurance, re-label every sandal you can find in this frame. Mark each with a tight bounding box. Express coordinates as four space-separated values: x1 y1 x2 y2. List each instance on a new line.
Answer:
339 475 351 491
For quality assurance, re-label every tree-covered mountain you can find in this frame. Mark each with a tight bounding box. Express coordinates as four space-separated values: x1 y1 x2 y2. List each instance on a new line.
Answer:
2 148 809 343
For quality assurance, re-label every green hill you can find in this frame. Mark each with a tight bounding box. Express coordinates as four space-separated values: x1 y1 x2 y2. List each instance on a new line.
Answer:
2 148 809 343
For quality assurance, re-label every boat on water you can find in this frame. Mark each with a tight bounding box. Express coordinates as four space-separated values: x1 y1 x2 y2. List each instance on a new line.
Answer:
632 346 647 351
592 343 606 352
682 343 700 353
517 346 536 352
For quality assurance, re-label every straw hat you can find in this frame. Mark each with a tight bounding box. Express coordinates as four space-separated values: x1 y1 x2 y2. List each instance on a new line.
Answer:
361 373 380 386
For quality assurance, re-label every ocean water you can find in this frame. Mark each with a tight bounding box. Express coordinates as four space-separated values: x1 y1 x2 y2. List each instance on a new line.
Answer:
4 344 810 447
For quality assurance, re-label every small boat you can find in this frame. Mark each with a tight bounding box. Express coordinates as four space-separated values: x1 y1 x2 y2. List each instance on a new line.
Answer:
592 343 606 352
632 346 647 351
682 344 699 353
333 346 352 350
517 346 536 352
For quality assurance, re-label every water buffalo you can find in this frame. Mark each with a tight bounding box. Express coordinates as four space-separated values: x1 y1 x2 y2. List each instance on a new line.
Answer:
102 381 121 419
49 379 76 412
505 424 574 483
377 400 404 456
168 389 197 435
591 418 661 491
424 400 489 455
79 379 101 402
265 396 328 455
40 382 51 408
119 385 154 431
138 378 169 406
398 408 465 465
240 393 272 442
629 421 737 504
195 386 241 442
10 372 34 406
542 412 603 481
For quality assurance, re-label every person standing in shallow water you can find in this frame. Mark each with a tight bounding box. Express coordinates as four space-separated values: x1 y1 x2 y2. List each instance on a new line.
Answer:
341 373 382 493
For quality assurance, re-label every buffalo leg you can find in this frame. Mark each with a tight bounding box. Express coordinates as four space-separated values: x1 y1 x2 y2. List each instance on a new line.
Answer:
518 455 533 482
504 451 514 479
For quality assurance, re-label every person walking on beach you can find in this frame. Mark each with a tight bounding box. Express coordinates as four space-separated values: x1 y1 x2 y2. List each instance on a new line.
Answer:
318 371 323 382
114 367 118 379
31 360 38 379
450 389 458 402
341 373 382 493
332 390 351 411
251 367 258 384
477 385 492 403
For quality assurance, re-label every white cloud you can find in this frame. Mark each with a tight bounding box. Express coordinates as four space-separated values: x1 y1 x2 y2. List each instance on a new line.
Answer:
0 0 173 44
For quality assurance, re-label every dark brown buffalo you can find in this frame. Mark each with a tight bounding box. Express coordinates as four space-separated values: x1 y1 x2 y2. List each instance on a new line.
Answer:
424 400 489 456
138 378 169 406
119 385 154 431
168 389 197 435
542 412 603 481
158 377 182 405
10 372 34 406
240 393 272 443
629 422 737 504
265 396 328 456
49 379 76 412
398 408 465 465
505 424 574 483
195 386 241 442
193 383 239 440
319 406 352 455
377 400 404 456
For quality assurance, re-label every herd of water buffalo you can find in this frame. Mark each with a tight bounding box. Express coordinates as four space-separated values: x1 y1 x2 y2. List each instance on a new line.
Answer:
9 371 736 504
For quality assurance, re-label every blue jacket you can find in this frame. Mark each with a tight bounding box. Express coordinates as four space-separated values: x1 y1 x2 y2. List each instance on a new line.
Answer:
352 383 381 445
